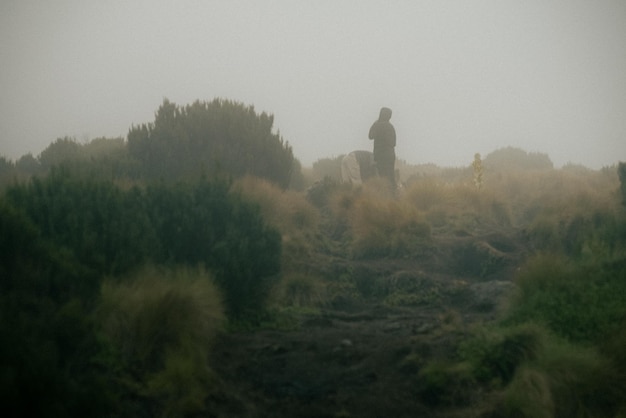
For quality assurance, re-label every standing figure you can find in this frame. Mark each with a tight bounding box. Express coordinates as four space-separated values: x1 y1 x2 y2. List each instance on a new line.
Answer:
368 107 396 189
472 153 483 190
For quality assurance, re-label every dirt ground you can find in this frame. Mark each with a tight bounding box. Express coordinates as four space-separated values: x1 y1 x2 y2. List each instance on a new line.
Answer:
208 227 528 418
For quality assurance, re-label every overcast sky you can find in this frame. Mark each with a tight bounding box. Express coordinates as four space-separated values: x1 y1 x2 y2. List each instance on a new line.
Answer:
1 1 625 168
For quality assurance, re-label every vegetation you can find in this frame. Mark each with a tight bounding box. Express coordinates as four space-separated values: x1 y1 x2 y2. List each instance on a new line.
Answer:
128 98 297 187
98 266 224 416
411 158 626 417
1 101 625 416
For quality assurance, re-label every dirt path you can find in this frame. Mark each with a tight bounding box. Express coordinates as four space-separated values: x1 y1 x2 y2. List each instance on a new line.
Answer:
208 230 526 417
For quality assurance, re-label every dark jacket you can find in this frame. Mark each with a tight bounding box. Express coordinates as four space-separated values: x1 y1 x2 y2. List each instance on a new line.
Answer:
368 107 396 158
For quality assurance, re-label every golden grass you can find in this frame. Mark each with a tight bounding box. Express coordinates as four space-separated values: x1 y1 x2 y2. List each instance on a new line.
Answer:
232 176 321 271
232 176 319 233
330 182 431 258
403 179 512 230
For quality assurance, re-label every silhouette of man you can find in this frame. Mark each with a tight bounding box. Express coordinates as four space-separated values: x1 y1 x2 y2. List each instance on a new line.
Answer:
369 107 396 189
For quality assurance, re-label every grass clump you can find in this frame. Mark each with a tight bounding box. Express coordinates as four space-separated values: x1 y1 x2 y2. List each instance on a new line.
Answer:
491 335 625 418
273 273 328 308
348 189 431 258
404 179 512 231
457 323 545 386
502 255 626 343
421 323 626 417
98 265 224 417
233 176 320 272
416 360 476 406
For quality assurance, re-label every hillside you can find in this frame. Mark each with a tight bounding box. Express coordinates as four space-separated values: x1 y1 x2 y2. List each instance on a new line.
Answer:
206 167 626 418
1 126 625 417
209 226 527 417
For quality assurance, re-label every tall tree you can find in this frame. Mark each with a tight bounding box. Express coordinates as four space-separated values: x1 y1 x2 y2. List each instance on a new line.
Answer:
128 98 297 187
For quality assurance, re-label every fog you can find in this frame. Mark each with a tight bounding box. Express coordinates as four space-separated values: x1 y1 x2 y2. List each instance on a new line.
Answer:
1 0 625 168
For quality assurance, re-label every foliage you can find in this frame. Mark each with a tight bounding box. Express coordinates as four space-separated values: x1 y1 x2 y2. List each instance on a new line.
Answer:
98 265 224 417
232 176 320 272
404 179 512 231
502 255 626 343
457 323 545 385
416 360 475 406
311 155 344 182
617 162 626 206
274 273 328 308
39 137 84 169
4 166 159 275
350 192 431 258
145 179 282 317
127 98 297 187
525 199 625 259
15 153 43 177
306 175 343 208
4 168 282 318
420 323 626 416
0 155 13 176
0 202 116 417
483 146 553 171
0 155 18 190
491 333 625 418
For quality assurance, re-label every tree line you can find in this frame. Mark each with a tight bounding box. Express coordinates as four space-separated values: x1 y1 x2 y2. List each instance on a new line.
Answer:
1 98 305 190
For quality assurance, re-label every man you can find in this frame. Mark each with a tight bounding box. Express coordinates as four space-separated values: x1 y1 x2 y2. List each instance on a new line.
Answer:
368 107 396 189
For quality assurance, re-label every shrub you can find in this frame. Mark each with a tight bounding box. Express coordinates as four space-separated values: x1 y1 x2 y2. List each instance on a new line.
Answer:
494 366 555 418
404 179 511 231
232 176 320 272
7 169 283 319
128 98 297 187
307 175 342 208
483 146 553 171
492 336 625 418
311 155 344 182
458 324 545 385
4 166 159 275
98 265 224 416
0 202 114 417
416 360 476 406
349 191 431 258
503 255 626 343
275 273 327 308
619 161 626 208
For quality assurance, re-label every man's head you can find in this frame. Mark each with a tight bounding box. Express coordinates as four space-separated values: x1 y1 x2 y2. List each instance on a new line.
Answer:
379 107 392 121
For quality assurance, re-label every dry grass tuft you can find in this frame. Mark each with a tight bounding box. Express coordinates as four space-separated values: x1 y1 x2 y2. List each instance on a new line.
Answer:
98 265 224 416
348 189 431 258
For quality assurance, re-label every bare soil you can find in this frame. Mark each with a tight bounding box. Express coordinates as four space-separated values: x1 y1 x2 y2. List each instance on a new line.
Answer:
208 227 529 417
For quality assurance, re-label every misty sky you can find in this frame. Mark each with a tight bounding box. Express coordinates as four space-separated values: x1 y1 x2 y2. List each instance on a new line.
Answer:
1 1 625 168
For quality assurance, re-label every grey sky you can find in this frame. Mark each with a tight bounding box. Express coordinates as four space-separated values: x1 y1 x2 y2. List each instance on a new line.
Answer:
1 1 625 168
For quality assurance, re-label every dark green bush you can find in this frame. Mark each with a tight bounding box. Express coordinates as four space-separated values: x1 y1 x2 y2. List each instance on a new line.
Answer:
458 324 545 385
5 168 282 318
416 360 475 406
502 255 626 343
617 161 626 206
4 166 159 275
0 202 116 417
128 98 297 188
145 180 282 317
